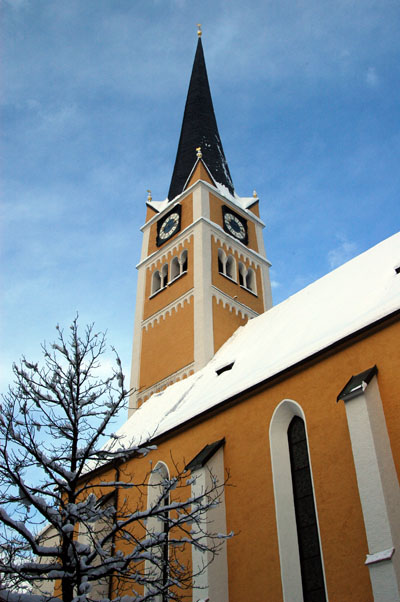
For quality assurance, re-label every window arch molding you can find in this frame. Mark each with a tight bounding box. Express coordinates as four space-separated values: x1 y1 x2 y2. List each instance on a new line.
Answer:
269 400 327 602
146 461 170 602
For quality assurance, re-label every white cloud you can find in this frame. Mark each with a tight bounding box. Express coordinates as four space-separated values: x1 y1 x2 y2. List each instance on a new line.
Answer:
328 236 358 269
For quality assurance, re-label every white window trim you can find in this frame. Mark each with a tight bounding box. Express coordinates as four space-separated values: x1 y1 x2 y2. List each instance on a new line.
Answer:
145 461 170 602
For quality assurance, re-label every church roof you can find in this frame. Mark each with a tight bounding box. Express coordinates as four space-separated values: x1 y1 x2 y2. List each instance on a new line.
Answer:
120 232 400 447
167 37 234 201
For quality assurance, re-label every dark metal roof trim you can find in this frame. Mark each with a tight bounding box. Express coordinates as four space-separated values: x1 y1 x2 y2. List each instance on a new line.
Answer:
336 365 378 403
185 438 225 472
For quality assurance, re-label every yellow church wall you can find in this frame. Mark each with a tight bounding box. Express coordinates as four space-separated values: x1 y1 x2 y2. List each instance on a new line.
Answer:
212 296 248 353
130 320 400 600
209 192 259 253
147 193 193 257
139 297 194 392
85 316 398 601
211 237 265 314
143 237 194 321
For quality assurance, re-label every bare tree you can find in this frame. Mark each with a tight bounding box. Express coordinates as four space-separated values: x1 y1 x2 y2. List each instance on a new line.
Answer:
0 319 229 602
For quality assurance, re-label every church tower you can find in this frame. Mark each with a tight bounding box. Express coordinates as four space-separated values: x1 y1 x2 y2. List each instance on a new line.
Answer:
129 31 272 414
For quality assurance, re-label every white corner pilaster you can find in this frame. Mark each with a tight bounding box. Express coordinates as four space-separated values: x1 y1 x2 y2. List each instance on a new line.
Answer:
128 225 150 416
193 182 210 221
340 374 400 601
193 207 214 368
191 446 229 602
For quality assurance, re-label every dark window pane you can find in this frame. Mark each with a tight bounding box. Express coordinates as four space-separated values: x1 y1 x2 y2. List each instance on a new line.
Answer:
288 417 327 602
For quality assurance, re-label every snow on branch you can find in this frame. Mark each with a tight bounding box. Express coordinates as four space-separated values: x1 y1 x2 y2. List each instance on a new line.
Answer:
0 318 231 602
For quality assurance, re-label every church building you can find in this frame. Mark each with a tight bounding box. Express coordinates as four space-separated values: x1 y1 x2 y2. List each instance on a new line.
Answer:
110 32 400 601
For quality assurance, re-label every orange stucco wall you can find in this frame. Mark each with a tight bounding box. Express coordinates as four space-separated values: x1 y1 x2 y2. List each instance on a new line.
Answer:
87 319 400 600
212 296 248 353
185 160 214 189
139 297 194 392
211 238 265 314
147 194 193 256
209 192 259 253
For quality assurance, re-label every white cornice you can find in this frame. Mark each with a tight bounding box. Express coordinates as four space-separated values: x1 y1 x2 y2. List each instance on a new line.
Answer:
141 179 266 231
142 290 194 330
136 217 271 270
211 286 259 319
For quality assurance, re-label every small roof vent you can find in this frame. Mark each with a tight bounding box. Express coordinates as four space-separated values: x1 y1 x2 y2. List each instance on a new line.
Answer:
215 361 235 376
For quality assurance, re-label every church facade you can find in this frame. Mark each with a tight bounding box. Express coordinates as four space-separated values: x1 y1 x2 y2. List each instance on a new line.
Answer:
104 34 400 601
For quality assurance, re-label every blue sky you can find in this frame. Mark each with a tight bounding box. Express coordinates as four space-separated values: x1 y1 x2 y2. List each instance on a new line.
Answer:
2 0 400 413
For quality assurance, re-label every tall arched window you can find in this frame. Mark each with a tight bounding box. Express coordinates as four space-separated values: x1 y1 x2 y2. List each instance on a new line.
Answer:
146 462 170 602
269 400 327 602
288 417 326 602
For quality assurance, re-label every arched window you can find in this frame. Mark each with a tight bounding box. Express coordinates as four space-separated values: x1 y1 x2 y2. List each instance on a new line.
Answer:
226 255 236 280
269 401 327 602
180 249 188 273
146 462 170 602
218 248 226 275
170 256 180 281
288 417 326 602
152 270 162 295
246 267 256 293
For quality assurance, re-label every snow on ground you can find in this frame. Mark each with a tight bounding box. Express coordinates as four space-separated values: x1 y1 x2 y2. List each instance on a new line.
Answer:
117 232 400 447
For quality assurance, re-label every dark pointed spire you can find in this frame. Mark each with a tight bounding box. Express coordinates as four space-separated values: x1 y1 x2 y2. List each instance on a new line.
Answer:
168 37 234 201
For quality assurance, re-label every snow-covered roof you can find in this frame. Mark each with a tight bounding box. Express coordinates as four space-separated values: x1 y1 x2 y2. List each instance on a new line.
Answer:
119 233 400 446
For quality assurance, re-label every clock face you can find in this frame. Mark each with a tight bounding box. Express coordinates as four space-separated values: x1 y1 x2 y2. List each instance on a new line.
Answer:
223 212 247 241
156 206 182 247
159 213 180 240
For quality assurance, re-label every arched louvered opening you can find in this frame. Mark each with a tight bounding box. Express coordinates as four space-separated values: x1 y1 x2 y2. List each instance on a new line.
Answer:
238 262 245 287
161 263 168 288
152 270 162 295
246 267 256 293
170 256 180 281
180 249 188 273
288 417 327 602
226 255 236 280
218 248 226 275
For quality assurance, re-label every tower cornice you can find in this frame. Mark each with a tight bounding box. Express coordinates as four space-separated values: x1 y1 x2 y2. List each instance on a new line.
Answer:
142 179 266 233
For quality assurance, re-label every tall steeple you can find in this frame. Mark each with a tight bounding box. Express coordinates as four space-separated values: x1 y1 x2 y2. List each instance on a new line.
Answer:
129 33 272 415
168 34 234 201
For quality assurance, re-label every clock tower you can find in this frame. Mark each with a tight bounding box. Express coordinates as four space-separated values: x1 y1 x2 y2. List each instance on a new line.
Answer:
129 32 272 414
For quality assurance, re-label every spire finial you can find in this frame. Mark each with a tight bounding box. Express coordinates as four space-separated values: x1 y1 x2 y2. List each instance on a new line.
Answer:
253 190 258 199
197 24 202 37
196 146 202 158
147 189 152 202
